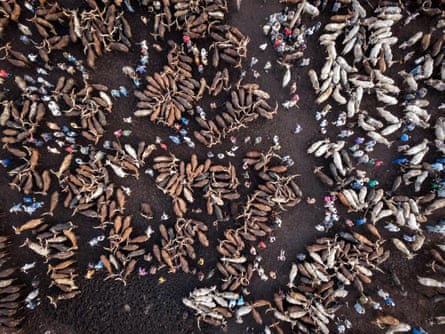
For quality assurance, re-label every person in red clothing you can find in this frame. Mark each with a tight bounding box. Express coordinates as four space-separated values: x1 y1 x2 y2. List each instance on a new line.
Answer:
182 34 192 51
0 69 10 78
283 26 292 41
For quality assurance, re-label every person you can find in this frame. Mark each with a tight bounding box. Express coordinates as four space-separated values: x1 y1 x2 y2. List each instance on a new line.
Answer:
367 179 379 187
0 158 12 167
0 69 10 78
400 133 409 142
182 35 192 49
249 57 258 68
283 26 292 41
352 179 363 189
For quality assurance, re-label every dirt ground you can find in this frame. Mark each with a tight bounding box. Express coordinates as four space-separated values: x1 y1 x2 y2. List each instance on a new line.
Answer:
0 0 444 333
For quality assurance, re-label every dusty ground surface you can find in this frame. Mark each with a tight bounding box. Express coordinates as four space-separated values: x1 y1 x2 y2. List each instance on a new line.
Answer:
0 0 444 333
